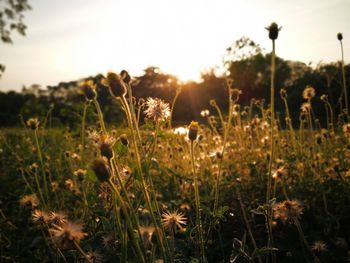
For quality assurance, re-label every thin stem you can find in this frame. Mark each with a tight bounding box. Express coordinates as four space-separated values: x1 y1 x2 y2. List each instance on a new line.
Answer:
190 141 206 263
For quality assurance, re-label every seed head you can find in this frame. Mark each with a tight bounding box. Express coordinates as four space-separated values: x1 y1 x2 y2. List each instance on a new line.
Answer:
144 97 171 122
266 22 281 40
337 32 343 41
20 194 39 209
74 169 87 181
92 158 111 182
188 121 199 141
161 209 187 234
79 80 97 101
49 221 87 249
303 85 315 100
101 72 127 98
120 70 131 84
273 200 303 222
119 134 129 146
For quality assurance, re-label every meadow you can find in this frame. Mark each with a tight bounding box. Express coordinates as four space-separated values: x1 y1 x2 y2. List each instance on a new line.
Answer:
1 24 350 263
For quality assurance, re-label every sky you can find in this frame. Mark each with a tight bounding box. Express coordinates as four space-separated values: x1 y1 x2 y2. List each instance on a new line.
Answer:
1 0 350 91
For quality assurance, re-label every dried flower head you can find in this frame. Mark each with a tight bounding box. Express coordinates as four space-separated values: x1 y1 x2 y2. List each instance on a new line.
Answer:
161 209 187 233
32 210 50 225
49 211 68 225
74 169 87 181
188 121 199 141
79 80 97 101
273 200 303 222
312 241 328 253
98 134 116 160
101 72 127 97
50 221 87 249
20 194 39 209
26 118 39 130
139 224 156 249
303 86 316 100
266 22 281 40
92 157 111 182
144 97 171 122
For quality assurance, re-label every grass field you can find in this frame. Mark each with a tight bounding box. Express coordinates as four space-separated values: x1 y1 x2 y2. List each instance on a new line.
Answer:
1 73 350 263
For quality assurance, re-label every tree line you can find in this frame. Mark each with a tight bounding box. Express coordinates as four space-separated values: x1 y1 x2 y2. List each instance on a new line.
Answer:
0 37 349 128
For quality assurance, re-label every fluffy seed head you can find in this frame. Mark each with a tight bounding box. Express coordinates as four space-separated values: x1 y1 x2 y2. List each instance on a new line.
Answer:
161 209 187 233
144 97 171 122
49 221 87 249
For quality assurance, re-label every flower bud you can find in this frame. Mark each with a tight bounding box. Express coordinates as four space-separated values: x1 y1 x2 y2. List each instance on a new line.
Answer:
100 143 114 160
337 33 343 41
266 22 280 40
119 134 129 146
120 70 131 84
188 121 199 141
101 72 127 97
80 80 97 101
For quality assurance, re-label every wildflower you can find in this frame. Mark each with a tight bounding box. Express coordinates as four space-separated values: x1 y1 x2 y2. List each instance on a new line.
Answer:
337 32 343 41
92 157 111 182
101 72 127 98
188 121 199 141
20 194 39 209
26 118 39 130
303 86 316 100
144 97 170 122
50 221 87 249
200 109 210 117
79 80 97 101
32 210 50 225
273 200 303 222
161 209 187 233
74 169 87 181
266 22 281 40
139 225 156 249
49 211 68 225
312 241 327 253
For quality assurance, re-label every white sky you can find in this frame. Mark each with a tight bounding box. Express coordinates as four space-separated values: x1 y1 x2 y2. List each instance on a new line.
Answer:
1 0 349 91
